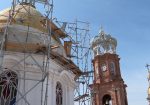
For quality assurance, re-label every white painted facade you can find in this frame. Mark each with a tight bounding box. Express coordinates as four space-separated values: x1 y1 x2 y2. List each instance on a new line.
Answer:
0 12 78 105
1 51 77 105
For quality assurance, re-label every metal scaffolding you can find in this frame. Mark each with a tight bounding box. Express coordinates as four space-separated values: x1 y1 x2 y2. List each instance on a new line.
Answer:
0 0 53 105
55 19 94 105
0 0 93 105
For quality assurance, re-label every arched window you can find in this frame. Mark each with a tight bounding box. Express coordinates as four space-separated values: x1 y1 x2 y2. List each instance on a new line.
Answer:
0 70 18 105
109 62 116 75
56 82 63 105
102 94 112 105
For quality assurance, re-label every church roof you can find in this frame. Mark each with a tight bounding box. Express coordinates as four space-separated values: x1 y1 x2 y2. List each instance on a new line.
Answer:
0 4 66 38
0 4 67 55
90 28 117 54
50 51 82 79
0 3 82 77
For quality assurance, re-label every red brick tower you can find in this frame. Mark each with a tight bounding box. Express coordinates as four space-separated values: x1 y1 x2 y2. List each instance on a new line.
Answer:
90 29 128 105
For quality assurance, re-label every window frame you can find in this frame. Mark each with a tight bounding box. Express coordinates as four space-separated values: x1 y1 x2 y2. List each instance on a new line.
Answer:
56 82 63 105
0 70 18 105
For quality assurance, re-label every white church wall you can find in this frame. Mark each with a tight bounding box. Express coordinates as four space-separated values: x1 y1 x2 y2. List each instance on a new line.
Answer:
47 65 77 105
1 49 77 105
2 52 44 105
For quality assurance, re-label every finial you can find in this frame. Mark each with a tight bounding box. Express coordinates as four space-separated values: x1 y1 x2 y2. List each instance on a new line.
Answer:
98 25 103 34
98 25 105 39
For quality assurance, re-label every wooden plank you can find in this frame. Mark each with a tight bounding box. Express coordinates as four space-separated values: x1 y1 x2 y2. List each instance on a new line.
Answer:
74 94 89 101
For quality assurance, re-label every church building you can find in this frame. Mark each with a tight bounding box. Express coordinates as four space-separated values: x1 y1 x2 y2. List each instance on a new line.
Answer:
90 29 128 105
0 0 129 105
0 1 81 105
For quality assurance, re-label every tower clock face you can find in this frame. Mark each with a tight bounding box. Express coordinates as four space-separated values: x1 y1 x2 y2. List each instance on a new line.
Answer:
101 63 107 72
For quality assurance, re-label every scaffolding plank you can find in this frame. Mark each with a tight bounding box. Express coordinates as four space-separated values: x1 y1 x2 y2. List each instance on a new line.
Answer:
74 94 89 101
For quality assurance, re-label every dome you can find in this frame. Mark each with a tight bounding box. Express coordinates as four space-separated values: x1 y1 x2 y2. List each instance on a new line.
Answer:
91 28 117 56
0 4 46 32
0 4 67 57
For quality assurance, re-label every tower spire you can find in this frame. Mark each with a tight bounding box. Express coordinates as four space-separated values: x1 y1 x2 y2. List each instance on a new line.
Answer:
90 27 117 56
90 28 128 105
99 25 105 37
99 26 103 34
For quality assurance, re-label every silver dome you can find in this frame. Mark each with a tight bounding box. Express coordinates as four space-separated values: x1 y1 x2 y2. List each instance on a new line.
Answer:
91 28 117 56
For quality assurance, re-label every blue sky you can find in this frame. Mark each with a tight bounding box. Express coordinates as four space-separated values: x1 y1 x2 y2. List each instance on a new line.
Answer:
53 0 150 105
1 0 150 105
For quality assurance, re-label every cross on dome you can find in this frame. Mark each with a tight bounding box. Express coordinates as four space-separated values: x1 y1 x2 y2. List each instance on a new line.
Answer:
99 26 105 40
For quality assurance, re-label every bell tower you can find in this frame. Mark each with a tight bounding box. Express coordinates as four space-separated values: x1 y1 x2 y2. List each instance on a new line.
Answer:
90 28 128 105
